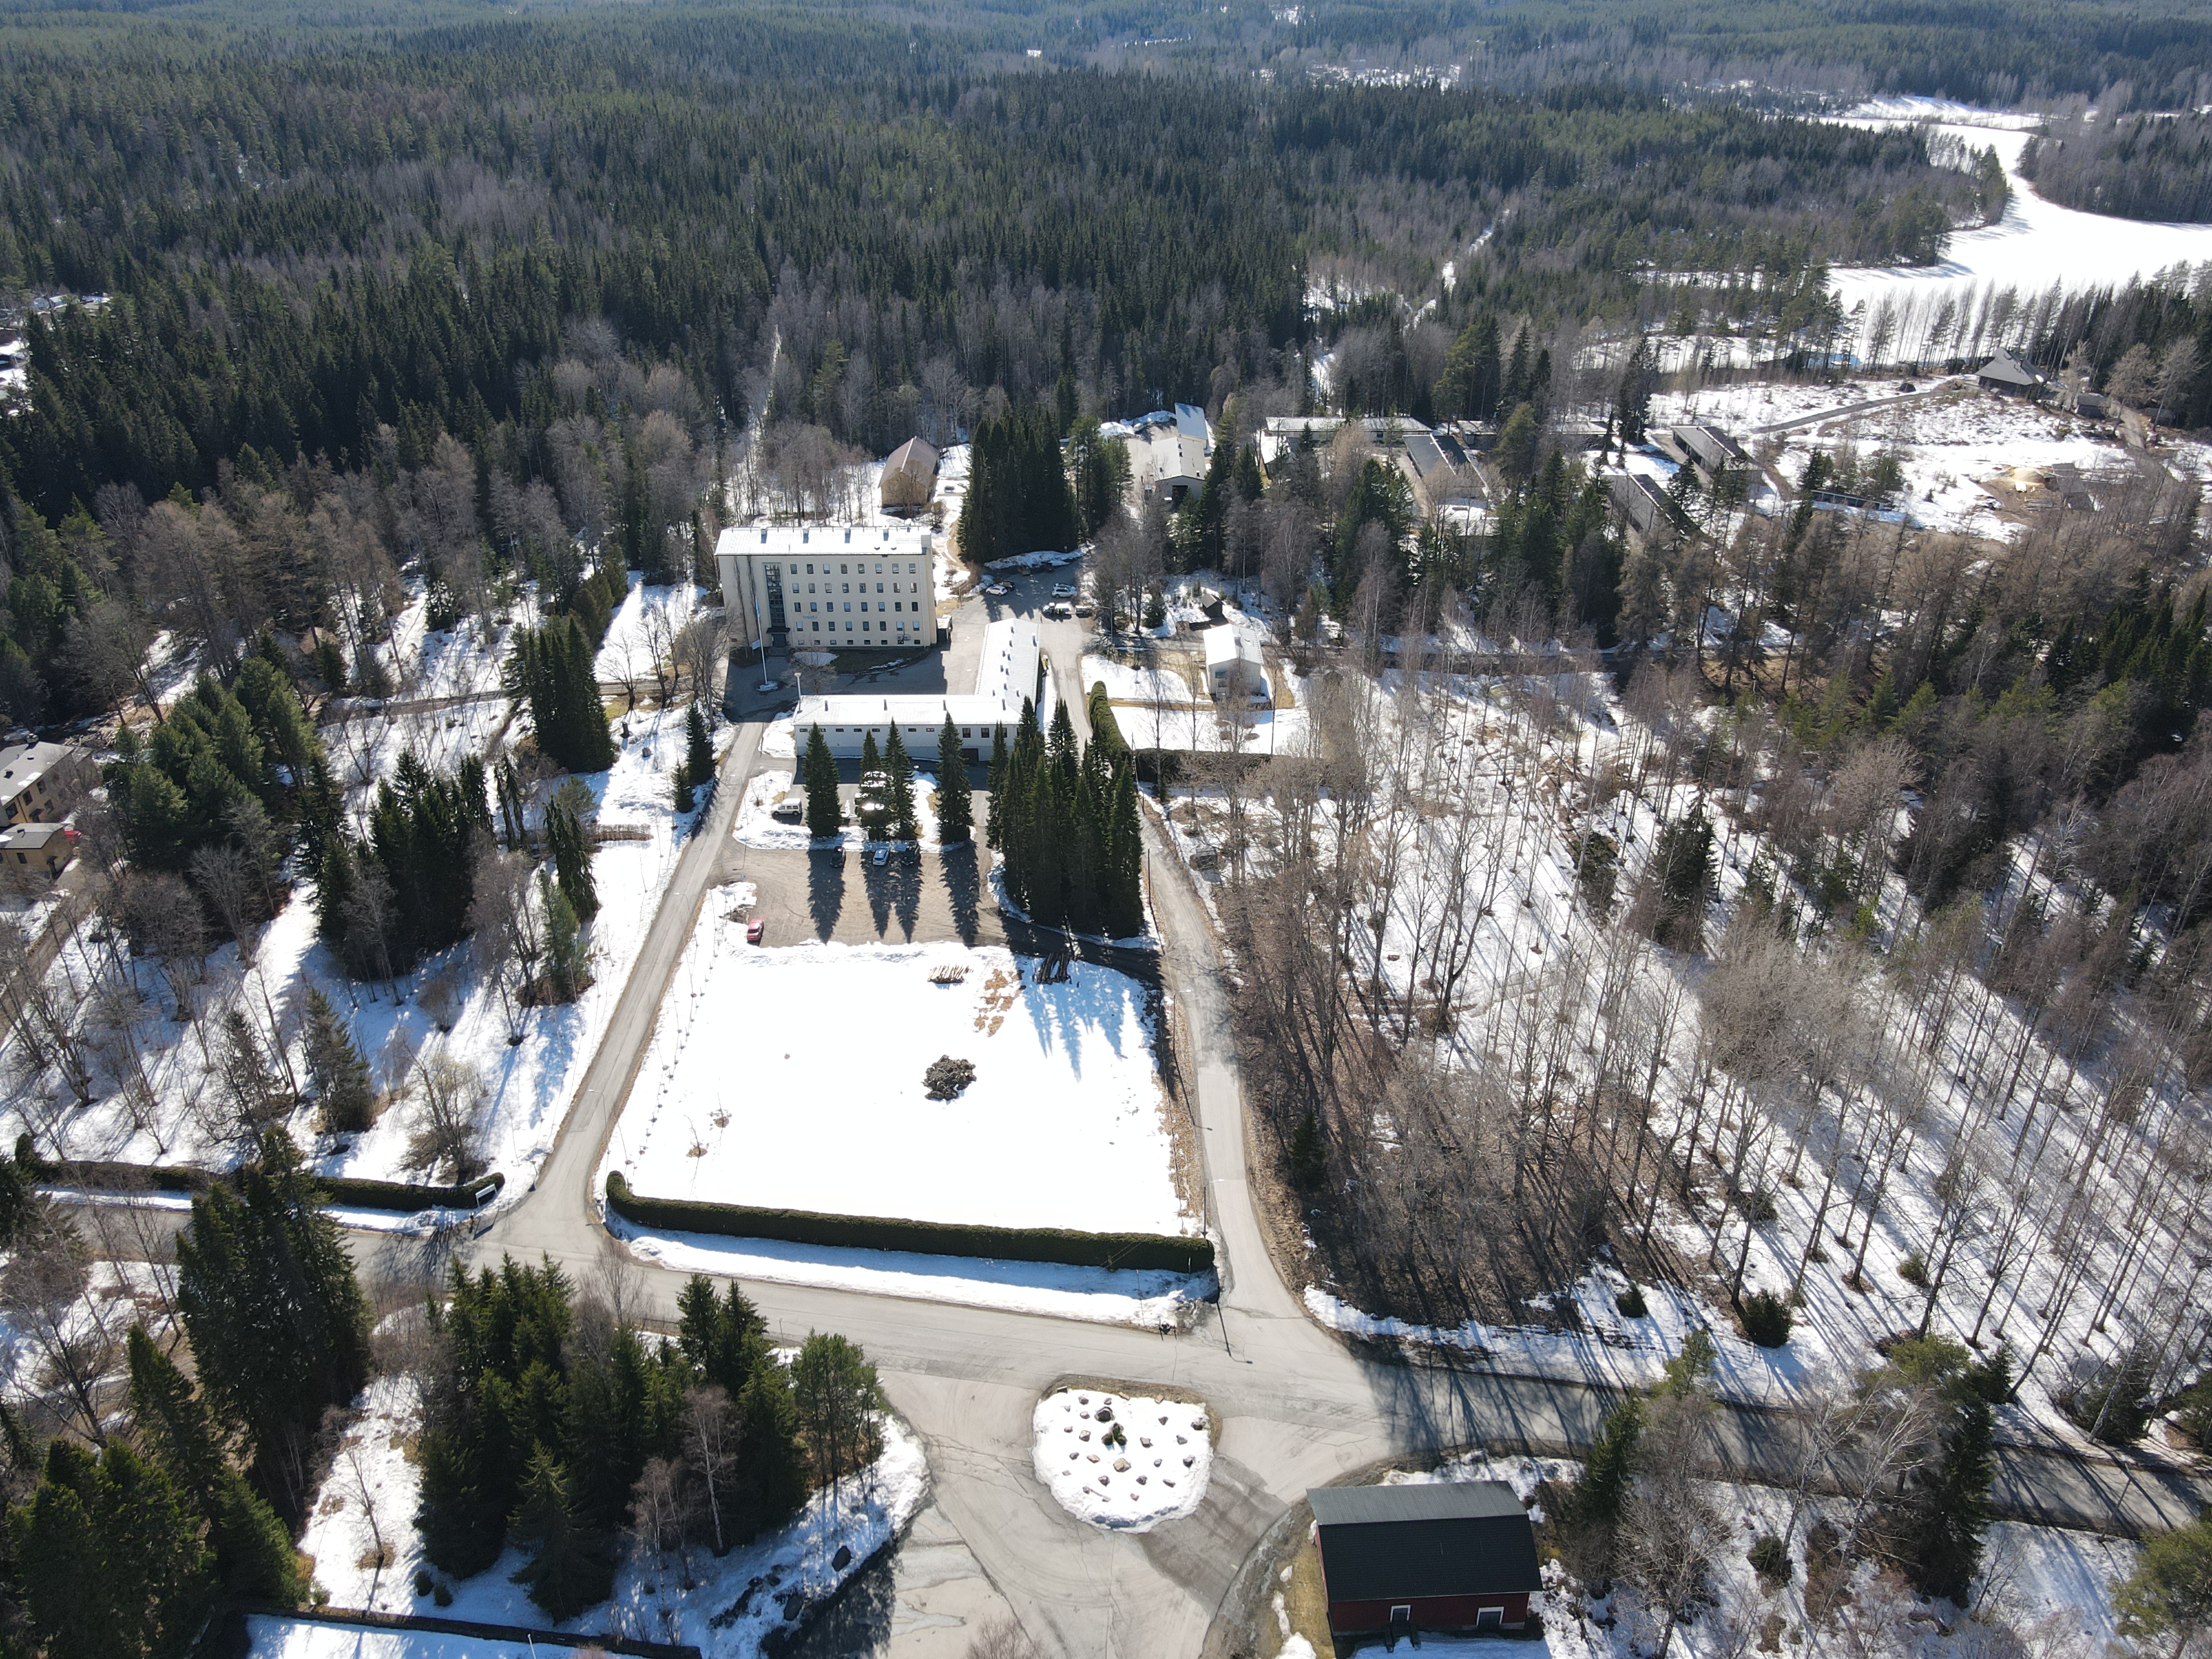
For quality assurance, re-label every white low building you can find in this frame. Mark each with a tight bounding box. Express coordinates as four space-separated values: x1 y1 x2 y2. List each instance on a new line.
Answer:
1203 624 1267 701
794 618 1042 763
716 523 941 653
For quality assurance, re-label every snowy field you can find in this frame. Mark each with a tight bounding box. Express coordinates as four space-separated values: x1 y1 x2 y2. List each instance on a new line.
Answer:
1081 654 1202 706
1830 98 2212 320
1114 693 1311 756
1031 1387 1212 1532
613 1219 1213 1325
605 931 1191 1236
289 1368 926 1656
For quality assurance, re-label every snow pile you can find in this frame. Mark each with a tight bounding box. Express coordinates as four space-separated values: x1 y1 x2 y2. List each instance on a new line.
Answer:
612 1220 1214 1326
1031 1388 1211 1531
288 1369 928 1656
607 936 1192 1236
985 549 1083 571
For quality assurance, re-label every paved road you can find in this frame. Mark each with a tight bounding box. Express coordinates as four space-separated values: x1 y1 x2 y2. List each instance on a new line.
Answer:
93 641 2212 1656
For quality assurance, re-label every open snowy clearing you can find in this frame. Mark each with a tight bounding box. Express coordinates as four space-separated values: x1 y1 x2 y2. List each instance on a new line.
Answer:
1081 654 1203 706
593 580 701 690
612 1217 1213 1326
605 931 1191 1235
1829 98 2212 318
1113 695 1310 756
1032 1387 1212 1532
288 1368 926 1657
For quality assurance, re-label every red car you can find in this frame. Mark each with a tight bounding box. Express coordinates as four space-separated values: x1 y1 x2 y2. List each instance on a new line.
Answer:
746 917 765 945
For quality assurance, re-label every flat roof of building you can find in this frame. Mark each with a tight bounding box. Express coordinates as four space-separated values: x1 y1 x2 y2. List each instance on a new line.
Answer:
795 617 1040 732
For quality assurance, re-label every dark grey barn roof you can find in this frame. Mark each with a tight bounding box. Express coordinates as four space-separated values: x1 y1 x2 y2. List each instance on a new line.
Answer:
1308 1480 1542 1603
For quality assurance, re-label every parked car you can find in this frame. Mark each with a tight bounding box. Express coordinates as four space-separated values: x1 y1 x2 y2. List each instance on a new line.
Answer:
872 846 889 866
745 917 765 945
1051 582 1077 597
1074 601 1096 617
1044 601 1073 619
985 583 1010 596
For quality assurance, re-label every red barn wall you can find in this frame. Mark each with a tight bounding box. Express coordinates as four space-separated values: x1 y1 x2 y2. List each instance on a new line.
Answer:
1325 1592 1531 1634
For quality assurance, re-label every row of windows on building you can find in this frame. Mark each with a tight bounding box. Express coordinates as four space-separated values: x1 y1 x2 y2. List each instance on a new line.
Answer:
803 620 920 634
771 561 922 577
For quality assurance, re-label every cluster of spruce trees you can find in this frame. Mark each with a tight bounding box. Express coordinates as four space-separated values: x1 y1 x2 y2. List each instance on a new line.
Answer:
511 613 616 774
987 697 1142 937
957 410 1078 566
416 1264 878 1619
316 751 493 980
5 1133 369 1659
107 659 333 877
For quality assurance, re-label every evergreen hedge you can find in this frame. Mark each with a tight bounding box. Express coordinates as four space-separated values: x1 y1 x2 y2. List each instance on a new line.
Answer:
606 1172 1213 1275
25 1151 502 1213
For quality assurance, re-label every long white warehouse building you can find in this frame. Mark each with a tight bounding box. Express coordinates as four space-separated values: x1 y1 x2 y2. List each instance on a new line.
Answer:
794 618 1042 763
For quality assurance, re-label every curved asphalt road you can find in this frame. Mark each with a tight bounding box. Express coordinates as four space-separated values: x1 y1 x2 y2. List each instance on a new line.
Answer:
116 665 2212 1656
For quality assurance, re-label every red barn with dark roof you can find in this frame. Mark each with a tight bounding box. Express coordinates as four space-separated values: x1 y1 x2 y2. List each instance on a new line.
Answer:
1308 1480 1542 1640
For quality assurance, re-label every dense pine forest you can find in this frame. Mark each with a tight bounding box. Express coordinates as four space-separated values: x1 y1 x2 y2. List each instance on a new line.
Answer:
0 0 2007 534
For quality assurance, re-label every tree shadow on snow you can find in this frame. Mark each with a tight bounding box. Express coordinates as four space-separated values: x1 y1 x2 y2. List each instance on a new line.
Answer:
780 1538 899 1657
941 844 982 945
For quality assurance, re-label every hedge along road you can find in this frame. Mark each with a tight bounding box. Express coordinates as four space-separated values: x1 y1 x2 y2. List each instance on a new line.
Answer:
92 706 2212 1659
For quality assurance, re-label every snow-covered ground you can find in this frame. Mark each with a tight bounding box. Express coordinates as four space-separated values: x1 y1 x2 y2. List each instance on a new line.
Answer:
1289 1452 2142 1659
1114 692 1310 756
1031 1387 1212 1531
729 767 945 850
1830 98 2212 321
594 581 701 693
289 1366 927 1656
3 694 705 1222
604 932 1192 1236
1304 1261 1817 1409
612 1218 1213 1326
1081 655 1202 706
1649 379 2173 540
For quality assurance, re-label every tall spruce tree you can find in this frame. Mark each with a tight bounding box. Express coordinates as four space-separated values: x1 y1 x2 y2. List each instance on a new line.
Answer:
302 989 373 1134
803 725 841 838
1104 761 1144 937
507 1449 612 1619
12 1439 212 1659
544 784 598 921
126 1327 304 1603
684 704 713 789
935 716 972 845
884 725 918 843
983 724 1009 850
175 1130 371 1522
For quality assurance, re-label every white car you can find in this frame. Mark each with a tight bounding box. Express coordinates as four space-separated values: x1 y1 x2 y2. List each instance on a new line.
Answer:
1051 582 1077 598
984 583 1010 596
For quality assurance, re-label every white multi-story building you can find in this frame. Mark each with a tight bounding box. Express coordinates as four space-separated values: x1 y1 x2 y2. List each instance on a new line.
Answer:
715 523 941 653
794 618 1041 764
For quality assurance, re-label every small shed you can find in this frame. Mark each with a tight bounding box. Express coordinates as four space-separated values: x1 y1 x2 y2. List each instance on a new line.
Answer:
1309 1480 1542 1640
1977 351 2047 398
880 437 941 513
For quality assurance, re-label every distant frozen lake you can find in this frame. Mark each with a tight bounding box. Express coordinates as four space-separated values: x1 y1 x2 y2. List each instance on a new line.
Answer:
1829 96 2212 316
